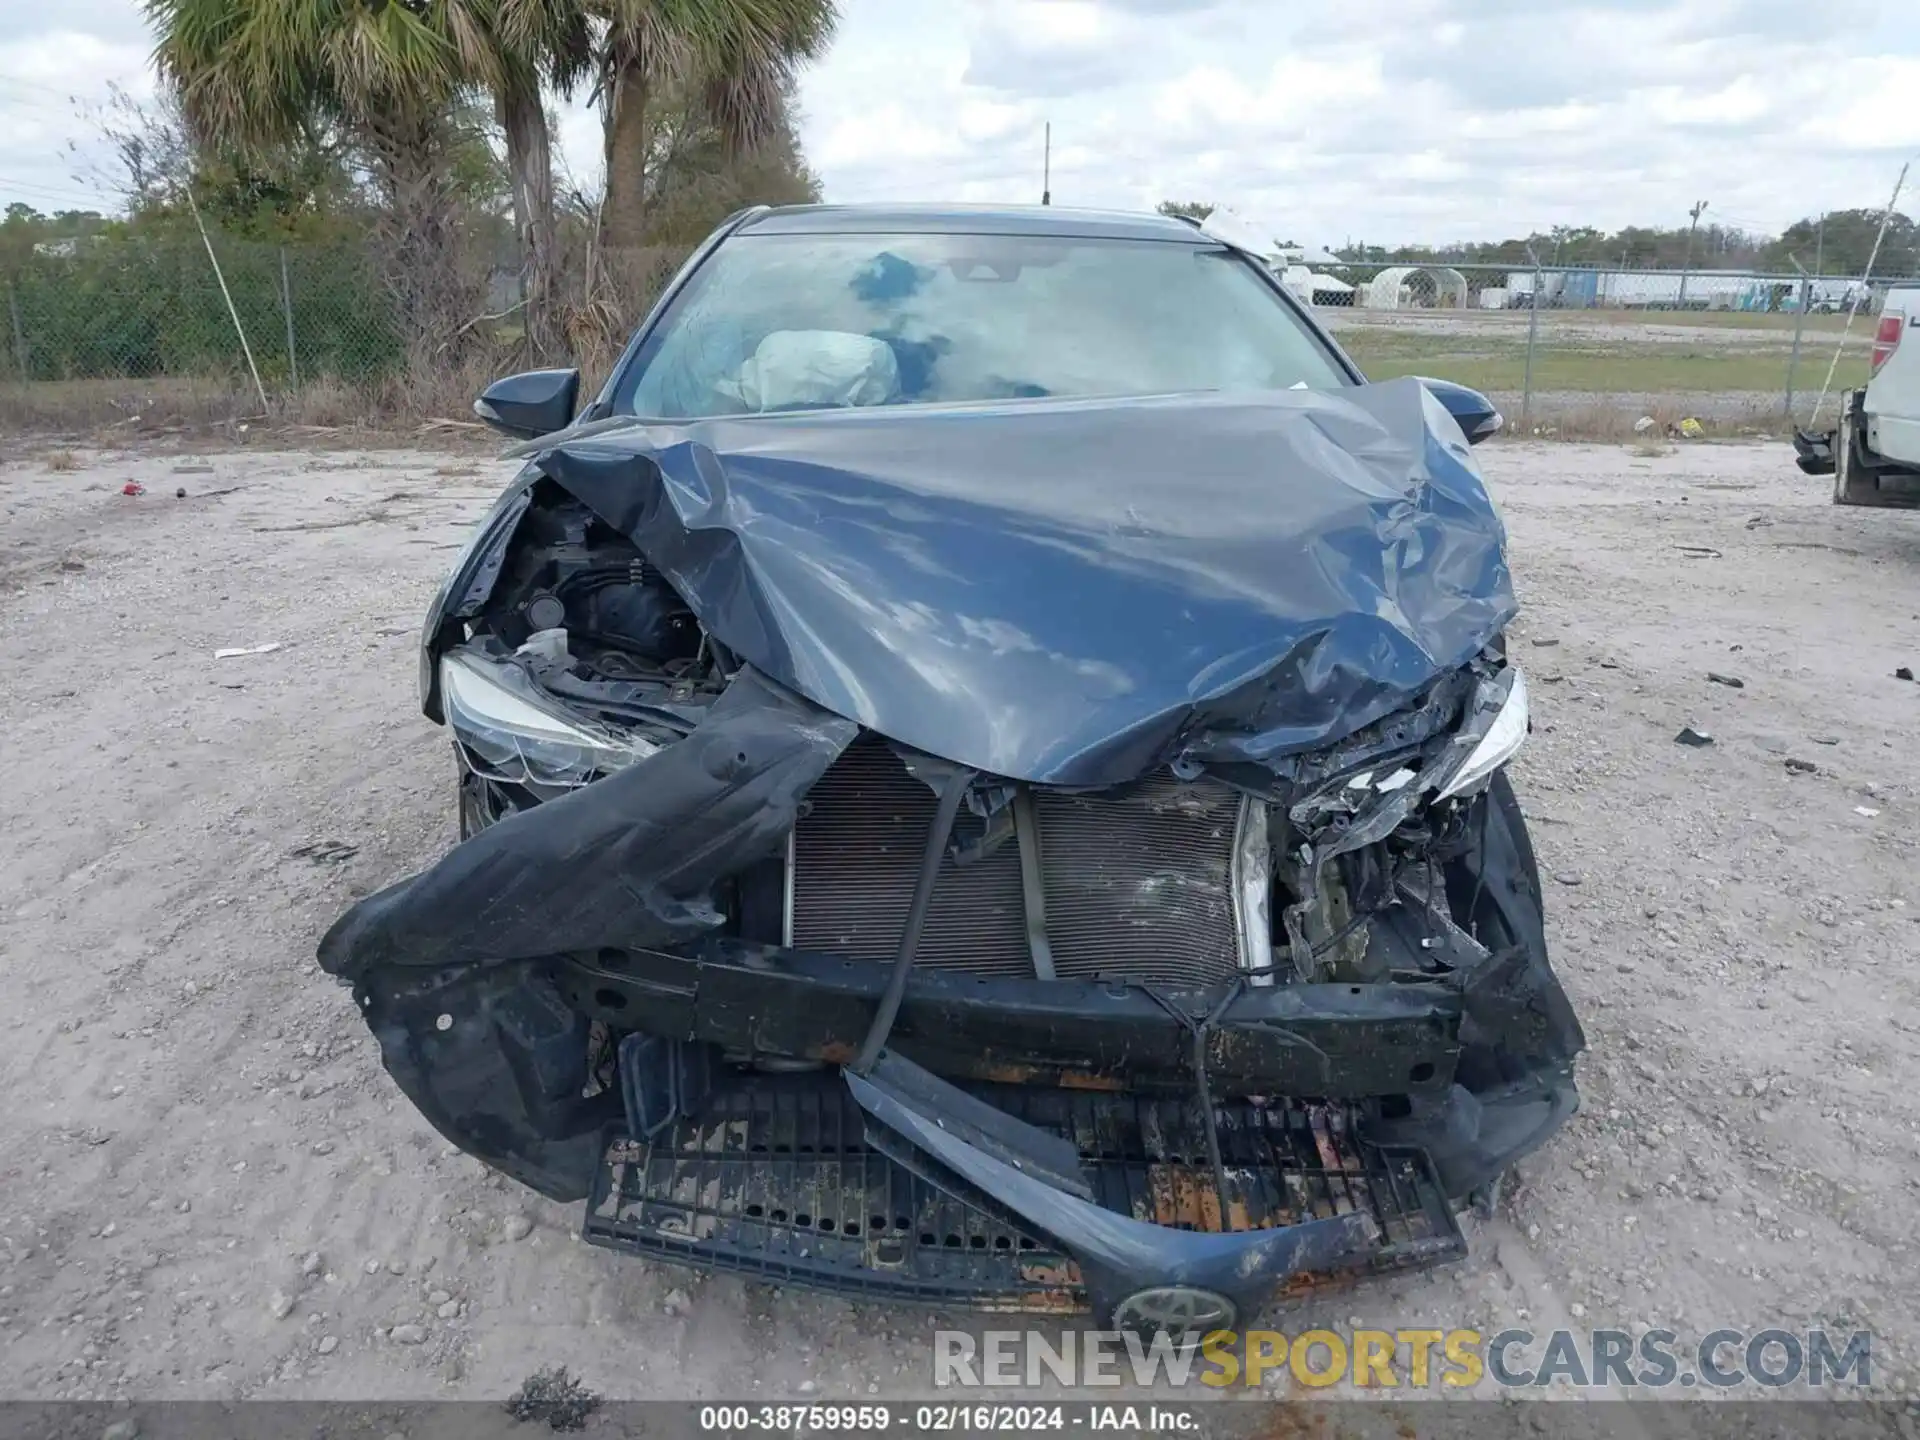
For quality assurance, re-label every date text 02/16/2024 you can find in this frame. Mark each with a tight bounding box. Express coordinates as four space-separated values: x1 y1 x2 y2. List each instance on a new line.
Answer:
697 1404 1200 1432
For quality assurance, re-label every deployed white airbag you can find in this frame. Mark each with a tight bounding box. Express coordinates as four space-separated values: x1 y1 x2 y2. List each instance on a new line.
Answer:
728 330 901 411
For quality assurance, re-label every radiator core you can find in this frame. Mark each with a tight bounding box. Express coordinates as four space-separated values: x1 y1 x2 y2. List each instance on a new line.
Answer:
786 735 1257 985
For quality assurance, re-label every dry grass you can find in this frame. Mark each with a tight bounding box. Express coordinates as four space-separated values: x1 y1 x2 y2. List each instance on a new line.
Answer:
0 375 261 436
0 352 521 452
277 377 364 429
3 331 1798 454
1484 396 1785 445
0 236 684 453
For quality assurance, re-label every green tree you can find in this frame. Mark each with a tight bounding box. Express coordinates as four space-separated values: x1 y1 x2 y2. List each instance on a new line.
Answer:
1764 209 1919 277
632 73 818 243
476 0 593 359
146 0 498 361
1156 199 1215 223
78 80 366 243
595 0 837 254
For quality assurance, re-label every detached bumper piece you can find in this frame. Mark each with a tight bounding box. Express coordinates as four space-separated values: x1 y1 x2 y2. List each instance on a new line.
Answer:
583 1049 1463 1326
1793 424 1837 476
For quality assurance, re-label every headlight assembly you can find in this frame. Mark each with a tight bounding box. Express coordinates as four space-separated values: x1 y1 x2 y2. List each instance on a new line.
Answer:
439 650 656 787
1436 667 1529 801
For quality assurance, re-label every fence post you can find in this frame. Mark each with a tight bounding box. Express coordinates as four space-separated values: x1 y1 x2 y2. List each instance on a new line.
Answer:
1784 255 1809 423
7 280 26 383
1521 248 1542 432
185 190 270 415
279 247 299 392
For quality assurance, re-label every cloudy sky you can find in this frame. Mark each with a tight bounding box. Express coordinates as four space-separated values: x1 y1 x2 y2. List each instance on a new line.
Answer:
4 0 1917 247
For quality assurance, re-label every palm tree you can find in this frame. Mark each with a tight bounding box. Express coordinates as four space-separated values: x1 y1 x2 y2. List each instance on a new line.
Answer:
489 0 592 358
150 0 837 358
147 0 491 360
594 0 836 253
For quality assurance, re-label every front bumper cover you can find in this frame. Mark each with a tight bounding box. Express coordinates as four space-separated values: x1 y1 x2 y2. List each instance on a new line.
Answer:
320 665 1582 1319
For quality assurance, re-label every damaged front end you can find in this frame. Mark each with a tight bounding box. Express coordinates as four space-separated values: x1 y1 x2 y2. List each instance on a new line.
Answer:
321 381 1584 1329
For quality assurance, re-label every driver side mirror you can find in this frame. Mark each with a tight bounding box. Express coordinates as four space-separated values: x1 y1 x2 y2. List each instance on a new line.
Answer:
1418 377 1503 445
474 368 580 440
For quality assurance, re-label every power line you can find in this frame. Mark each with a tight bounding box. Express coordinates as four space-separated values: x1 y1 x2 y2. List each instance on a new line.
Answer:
0 170 114 195
0 174 118 208
0 75 90 100
0 74 153 111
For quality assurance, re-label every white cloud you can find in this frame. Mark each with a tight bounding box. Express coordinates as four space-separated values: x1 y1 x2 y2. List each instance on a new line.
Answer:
1802 58 1920 151
797 0 1920 246
3 0 1916 247
0 24 153 210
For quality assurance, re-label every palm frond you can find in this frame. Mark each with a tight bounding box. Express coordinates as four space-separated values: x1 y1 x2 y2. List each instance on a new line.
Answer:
690 0 834 153
439 0 509 88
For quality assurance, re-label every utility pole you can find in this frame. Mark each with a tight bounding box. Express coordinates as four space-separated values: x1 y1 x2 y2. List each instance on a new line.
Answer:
1041 123 1051 206
1677 199 1708 308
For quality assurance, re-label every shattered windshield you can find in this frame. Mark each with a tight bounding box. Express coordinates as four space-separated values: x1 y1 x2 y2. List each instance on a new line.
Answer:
613 232 1349 419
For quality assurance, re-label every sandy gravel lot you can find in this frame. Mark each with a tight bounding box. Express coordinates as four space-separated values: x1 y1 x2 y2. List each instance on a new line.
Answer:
1 435 1917 1420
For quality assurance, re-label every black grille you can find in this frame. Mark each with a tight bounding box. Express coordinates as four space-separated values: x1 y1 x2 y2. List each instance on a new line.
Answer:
583 1071 1465 1312
789 736 1248 983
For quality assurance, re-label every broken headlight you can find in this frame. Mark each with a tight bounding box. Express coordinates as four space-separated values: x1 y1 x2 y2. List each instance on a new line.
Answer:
1436 667 1529 801
439 650 657 787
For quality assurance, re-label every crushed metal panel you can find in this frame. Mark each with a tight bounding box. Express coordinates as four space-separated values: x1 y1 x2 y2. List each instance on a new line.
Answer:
317 667 856 1198
530 378 1514 786
319 667 856 979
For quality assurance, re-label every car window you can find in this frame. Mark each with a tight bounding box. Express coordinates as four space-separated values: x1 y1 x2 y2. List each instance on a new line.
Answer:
613 232 1349 419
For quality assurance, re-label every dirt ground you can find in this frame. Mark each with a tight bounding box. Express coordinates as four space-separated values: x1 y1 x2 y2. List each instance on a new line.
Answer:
1 435 1917 1415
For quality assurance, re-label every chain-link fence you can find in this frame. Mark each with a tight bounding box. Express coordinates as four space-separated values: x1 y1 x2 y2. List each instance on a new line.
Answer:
6 230 1920 439
1281 259 1920 437
0 226 426 429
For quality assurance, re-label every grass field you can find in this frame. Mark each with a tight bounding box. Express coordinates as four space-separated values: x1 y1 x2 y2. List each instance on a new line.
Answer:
1332 307 1874 336
3 303 1877 440
1570 308 1872 334
1338 325 1872 396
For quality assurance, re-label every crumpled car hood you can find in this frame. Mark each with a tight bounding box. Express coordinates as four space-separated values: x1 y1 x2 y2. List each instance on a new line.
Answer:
525 376 1514 786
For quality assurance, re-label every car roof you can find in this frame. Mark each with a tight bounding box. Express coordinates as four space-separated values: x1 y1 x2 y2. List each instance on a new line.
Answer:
734 203 1210 243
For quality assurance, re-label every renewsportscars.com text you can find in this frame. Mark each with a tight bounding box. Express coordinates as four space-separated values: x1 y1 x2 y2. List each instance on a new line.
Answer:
934 1327 1873 1391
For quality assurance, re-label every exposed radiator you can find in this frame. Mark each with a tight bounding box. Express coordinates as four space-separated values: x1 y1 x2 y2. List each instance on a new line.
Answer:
787 735 1257 984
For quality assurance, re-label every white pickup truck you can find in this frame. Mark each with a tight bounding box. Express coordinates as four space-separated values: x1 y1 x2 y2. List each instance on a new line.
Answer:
1796 285 1920 506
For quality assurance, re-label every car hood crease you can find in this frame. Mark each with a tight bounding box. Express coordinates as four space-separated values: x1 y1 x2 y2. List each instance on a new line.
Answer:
530 377 1516 785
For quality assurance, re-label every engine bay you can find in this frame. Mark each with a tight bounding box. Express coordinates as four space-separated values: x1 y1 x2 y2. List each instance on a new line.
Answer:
444 483 1520 992
467 488 729 735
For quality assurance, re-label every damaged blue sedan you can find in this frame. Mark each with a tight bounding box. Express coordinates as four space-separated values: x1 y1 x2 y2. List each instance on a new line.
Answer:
319 204 1584 1336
